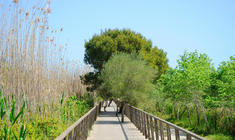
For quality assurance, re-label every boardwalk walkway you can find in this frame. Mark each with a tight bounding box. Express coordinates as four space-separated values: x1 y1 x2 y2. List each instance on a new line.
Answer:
87 103 147 140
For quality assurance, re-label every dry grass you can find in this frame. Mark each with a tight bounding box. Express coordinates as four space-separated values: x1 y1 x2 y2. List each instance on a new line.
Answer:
0 0 87 110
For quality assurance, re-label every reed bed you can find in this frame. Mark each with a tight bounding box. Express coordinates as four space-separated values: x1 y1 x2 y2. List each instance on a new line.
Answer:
0 0 92 139
0 0 87 110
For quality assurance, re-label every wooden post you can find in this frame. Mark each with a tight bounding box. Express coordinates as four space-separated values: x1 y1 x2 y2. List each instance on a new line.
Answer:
167 124 171 140
134 108 137 125
139 110 143 133
143 111 147 138
136 109 139 129
150 116 155 140
99 102 101 114
130 106 133 122
186 134 192 140
146 114 150 139
81 120 84 140
175 129 180 140
68 131 72 140
159 121 164 140
154 118 159 140
85 116 88 139
142 111 145 134
73 125 79 139
121 103 126 123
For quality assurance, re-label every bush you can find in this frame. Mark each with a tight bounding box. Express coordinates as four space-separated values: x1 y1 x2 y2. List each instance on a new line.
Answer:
98 53 155 105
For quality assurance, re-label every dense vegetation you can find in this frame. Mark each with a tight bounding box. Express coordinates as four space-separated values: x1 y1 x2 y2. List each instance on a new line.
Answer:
0 1 92 139
94 42 234 139
0 92 93 139
82 29 169 91
139 51 235 140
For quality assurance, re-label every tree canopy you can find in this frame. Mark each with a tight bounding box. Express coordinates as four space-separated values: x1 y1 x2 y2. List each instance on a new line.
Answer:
98 53 155 105
83 29 169 91
161 51 213 104
206 56 235 109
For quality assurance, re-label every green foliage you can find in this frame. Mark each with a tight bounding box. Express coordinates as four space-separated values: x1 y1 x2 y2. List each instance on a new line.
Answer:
145 51 234 139
83 29 169 91
161 50 213 105
0 91 7 120
99 53 155 105
0 92 93 140
214 56 234 108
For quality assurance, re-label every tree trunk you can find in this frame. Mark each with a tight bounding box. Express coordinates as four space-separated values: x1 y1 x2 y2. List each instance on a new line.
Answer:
174 106 177 119
177 107 180 120
200 103 210 132
186 106 191 125
196 104 200 126
214 110 217 131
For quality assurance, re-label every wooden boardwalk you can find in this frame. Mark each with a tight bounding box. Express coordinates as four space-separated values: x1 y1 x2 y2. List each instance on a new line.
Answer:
87 103 147 140
55 101 204 140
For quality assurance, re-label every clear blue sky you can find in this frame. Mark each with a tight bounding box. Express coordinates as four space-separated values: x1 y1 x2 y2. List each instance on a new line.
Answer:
48 0 235 68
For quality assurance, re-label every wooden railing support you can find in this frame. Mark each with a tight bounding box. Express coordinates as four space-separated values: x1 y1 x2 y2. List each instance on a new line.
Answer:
121 104 126 123
122 104 204 140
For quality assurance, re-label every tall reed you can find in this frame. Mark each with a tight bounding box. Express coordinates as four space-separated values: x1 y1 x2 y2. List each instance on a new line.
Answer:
0 0 87 111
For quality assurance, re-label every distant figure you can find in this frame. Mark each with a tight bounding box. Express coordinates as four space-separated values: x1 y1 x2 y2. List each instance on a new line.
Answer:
104 101 108 112
108 98 113 106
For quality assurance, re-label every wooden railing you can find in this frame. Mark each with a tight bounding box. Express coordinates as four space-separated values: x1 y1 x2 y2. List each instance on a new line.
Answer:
55 102 103 140
123 104 204 140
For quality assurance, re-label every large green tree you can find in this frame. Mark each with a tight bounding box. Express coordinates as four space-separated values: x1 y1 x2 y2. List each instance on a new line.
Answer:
83 29 169 91
98 53 155 106
216 56 235 108
160 50 213 130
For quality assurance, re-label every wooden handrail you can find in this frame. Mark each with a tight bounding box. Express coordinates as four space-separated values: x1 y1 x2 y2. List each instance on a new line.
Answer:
123 104 204 140
55 101 103 140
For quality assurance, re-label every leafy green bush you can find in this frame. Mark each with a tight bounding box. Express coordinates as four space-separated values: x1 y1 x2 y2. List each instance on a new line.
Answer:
99 53 155 105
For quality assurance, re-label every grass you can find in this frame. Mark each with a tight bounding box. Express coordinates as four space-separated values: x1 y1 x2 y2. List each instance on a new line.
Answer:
205 134 234 140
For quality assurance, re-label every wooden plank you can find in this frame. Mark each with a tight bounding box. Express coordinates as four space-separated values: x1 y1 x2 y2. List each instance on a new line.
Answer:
167 124 171 140
175 129 180 140
154 118 159 140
